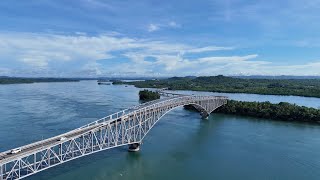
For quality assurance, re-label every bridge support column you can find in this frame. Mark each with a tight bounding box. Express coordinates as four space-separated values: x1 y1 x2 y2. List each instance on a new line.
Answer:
184 105 210 119
0 165 3 180
128 143 140 152
200 111 209 119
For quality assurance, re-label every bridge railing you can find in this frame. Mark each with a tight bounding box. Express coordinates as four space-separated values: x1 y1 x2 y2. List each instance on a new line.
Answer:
0 95 227 157
0 94 228 180
78 96 179 129
84 95 227 128
124 95 228 118
77 95 177 129
78 107 136 129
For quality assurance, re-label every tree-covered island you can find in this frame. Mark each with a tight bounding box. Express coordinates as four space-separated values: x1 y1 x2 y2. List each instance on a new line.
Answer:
183 100 320 124
139 90 160 101
215 100 320 124
0 77 80 84
114 75 320 98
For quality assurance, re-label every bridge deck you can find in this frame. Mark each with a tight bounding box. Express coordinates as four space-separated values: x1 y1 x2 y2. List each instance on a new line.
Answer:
0 93 228 179
0 95 179 164
0 123 101 164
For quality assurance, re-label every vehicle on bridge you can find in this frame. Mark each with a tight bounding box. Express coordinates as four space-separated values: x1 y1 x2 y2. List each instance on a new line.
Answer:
9 148 21 154
57 137 67 141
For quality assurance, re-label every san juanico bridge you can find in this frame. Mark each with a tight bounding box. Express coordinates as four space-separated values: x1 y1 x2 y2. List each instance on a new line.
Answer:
0 92 227 180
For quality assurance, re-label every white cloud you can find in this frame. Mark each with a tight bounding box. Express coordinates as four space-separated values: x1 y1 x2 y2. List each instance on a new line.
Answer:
168 21 181 28
0 32 319 77
0 32 141 68
147 21 181 32
187 46 234 53
147 24 160 32
81 0 114 9
0 32 234 76
198 54 258 63
75 32 87 36
0 67 11 75
20 56 49 68
150 54 260 72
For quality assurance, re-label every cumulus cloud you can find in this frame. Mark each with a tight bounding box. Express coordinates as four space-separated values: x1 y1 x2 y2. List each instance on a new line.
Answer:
0 32 319 77
0 32 234 76
0 33 120 68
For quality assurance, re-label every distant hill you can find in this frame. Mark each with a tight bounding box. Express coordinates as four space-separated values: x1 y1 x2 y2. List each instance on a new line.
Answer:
232 75 320 79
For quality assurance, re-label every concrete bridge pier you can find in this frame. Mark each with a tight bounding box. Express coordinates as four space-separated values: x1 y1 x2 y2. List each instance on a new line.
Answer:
183 105 210 119
128 143 140 152
200 111 209 119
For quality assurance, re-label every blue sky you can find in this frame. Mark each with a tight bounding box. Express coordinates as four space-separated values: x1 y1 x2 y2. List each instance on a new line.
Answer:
0 0 320 77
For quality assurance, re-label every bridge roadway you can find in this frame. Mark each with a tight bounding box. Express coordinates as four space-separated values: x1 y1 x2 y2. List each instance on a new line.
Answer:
0 123 100 163
0 92 228 179
0 95 178 164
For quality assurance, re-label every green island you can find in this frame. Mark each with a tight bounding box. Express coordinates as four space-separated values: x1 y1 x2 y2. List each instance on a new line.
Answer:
136 90 320 124
115 75 320 98
215 100 320 124
0 77 79 84
139 90 160 101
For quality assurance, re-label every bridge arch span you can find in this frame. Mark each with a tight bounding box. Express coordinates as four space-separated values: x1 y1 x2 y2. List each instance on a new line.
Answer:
0 95 227 180
137 99 226 144
139 102 207 141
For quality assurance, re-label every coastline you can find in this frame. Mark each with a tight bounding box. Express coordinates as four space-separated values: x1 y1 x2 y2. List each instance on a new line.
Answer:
215 100 320 124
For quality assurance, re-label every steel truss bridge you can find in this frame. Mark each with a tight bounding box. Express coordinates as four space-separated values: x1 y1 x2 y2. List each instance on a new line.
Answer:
0 92 227 180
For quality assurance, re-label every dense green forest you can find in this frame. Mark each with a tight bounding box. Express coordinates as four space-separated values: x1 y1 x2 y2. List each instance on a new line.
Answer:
0 77 79 84
139 90 160 101
115 75 320 98
216 100 320 124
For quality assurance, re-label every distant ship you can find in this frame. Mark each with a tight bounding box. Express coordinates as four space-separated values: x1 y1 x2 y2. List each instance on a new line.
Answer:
97 80 111 85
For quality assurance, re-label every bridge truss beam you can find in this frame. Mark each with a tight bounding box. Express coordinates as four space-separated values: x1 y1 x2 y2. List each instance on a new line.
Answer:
0 95 227 180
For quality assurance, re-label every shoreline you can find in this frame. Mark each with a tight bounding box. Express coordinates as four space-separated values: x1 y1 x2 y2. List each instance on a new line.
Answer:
215 100 320 124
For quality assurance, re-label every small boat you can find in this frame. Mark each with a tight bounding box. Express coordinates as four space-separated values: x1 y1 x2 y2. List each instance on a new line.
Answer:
98 82 111 85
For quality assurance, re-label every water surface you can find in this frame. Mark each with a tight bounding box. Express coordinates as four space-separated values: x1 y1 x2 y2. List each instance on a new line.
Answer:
0 81 319 180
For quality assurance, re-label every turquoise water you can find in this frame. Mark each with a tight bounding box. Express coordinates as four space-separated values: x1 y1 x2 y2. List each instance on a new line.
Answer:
1 81 320 180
